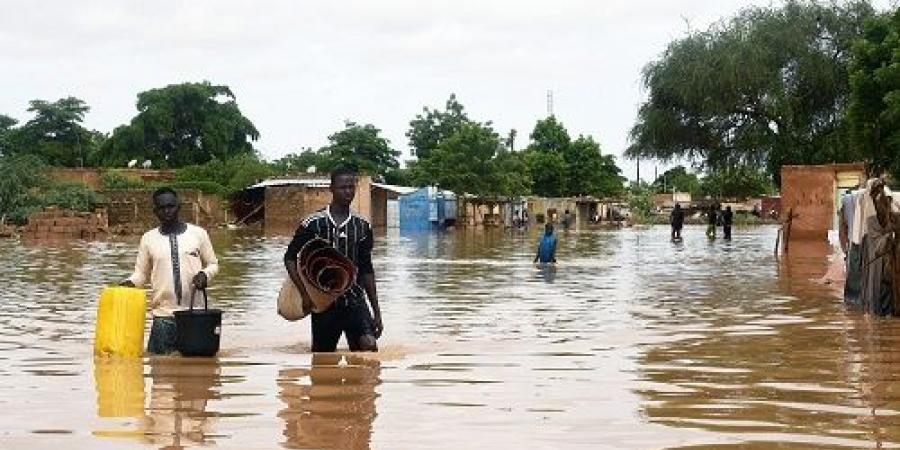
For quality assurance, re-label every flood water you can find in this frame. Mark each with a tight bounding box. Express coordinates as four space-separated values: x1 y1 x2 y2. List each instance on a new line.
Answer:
2 225 900 449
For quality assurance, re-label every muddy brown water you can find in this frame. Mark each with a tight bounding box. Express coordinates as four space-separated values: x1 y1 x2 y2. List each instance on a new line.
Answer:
1 225 898 449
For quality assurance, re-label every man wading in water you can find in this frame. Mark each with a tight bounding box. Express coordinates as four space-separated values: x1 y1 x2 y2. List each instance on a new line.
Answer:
122 187 219 355
284 167 384 352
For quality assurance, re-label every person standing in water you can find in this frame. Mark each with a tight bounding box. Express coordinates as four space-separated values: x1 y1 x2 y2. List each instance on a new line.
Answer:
121 187 220 355
534 223 558 264
723 206 734 240
284 167 383 352
706 204 718 239
670 203 684 240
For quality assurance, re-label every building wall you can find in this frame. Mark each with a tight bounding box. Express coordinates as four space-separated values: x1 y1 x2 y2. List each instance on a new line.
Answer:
780 163 865 241
526 197 579 224
264 176 373 232
371 187 389 228
104 189 225 233
23 207 108 239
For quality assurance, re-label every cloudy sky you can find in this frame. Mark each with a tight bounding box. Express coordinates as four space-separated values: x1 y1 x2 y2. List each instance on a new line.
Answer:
1 1 894 179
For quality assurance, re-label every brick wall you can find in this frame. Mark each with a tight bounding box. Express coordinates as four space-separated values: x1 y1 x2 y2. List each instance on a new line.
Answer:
23 207 108 239
781 163 864 241
263 177 373 232
104 189 226 232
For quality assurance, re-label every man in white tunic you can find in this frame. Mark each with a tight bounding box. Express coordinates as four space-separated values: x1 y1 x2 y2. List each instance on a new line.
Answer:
122 187 219 355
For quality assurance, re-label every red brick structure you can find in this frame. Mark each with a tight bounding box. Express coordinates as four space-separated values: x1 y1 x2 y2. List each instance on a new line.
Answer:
780 163 865 241
104 189 227 233
262 176 373 231
23 207 108 239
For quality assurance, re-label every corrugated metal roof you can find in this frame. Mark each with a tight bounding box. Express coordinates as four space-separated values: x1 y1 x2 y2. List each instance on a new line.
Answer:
247 178 330 189
372 183 418 195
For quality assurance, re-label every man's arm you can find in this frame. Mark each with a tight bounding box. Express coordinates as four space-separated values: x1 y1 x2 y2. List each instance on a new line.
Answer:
358 225 383 338
193 229 219 289
284 223 316 311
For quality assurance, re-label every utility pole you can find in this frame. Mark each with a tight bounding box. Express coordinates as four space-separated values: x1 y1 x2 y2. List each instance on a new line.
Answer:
546 90 554 117
636 158 641 185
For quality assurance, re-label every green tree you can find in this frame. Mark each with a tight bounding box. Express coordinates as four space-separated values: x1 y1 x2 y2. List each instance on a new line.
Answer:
652 165 702 196
0 154 47 223
524 116 571 197
626 1 874 184
407 94 471 160
318 121 400 177
0 114 17 156
270 148 327 175
565 135 625 197
491 149 531 197
175 153 273 197
416 121 502 197
98 81 260 168
12 97 99 167
701 166 775 199
524 149 567 197
849 9 900 178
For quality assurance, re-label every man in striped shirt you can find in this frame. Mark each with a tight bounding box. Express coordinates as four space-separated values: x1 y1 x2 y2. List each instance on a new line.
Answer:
284 167 383 352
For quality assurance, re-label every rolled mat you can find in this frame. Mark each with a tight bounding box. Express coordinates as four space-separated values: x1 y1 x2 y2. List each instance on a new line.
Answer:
278 238 358 321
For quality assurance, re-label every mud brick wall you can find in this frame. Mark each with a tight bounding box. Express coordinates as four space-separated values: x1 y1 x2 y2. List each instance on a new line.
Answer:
104 189 225 232
264 177 373 232
23 207 108 239
781 166 838 241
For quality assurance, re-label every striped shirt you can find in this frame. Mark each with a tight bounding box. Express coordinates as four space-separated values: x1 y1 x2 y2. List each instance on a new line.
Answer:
284 206 374 305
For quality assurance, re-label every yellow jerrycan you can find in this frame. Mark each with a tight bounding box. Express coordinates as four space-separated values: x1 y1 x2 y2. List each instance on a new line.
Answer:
94 286 147 358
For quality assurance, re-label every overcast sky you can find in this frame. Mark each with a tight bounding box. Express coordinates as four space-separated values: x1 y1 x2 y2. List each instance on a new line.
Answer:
1 1 894 180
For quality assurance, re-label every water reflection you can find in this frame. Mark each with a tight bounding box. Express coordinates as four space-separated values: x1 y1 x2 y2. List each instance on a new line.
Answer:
278 354 380 450
143 357 221 448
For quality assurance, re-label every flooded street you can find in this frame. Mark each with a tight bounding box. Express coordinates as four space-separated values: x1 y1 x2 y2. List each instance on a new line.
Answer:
2 225 899 449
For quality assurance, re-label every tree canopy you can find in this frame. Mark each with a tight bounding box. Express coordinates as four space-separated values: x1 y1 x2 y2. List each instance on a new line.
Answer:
652 166 703 196
626 0 874 184
524 116 624 198
318 121 400 176
406 94 471 160
849 8 900 178
3 97 103 167
96 81 259 168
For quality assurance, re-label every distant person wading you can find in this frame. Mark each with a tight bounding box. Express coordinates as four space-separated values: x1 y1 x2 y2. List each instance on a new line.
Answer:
534 223 558 264
670 204 684 240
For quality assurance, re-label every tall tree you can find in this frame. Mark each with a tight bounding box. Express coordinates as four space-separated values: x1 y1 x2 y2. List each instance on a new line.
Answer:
652 165 703 196
524 116 570 197
406 94 471 160
701 166 775 198
0 114 17 156
270 147 327 175
849 9 900 178
97 81 259 168
626 1 874 184
491 148 532 198
318 121 400 177
12 97 98 167
415 121 502 197
564 135 625 197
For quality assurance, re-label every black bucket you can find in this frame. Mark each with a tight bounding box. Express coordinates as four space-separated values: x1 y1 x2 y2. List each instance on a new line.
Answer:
174 289 222 357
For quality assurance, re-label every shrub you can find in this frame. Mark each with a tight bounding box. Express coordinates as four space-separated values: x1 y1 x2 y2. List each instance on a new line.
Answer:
101 170 145 189
40 182 106 212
